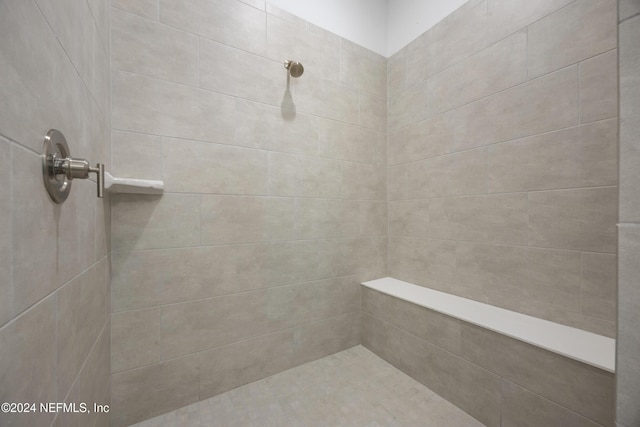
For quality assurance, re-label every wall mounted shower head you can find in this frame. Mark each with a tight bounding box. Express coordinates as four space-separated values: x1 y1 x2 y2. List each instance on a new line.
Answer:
284 60 304 78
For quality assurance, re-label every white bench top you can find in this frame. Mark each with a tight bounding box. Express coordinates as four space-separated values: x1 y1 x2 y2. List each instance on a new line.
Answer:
362 277 615 373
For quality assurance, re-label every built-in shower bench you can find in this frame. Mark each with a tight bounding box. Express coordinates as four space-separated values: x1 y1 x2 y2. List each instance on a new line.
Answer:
361 277 615 427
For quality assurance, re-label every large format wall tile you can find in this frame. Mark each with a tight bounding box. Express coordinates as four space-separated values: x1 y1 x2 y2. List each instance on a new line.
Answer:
488 119 617 192
617 225 640 427
112 193 200 250
581 252 617 322
619 16 640 223
388 113 454 165
112 245 267 311
0 138 11 326
340 39 387 99
111 307 161 373
528 187 617 253
487 0 574 43
160 291 268 359
453 66 579 151
427 30 527 116
112 0 158 20
406 0 488 85
199 38 285 106
111 8 198 85
580 50 618 123
528 0 617 78
112 70 236 143
200 330 294 399
160 0 266 55
407 148 487 198
111 354 200 427
429 194 529 245
111 131 163 180
0 296 57 427
163 137 268 194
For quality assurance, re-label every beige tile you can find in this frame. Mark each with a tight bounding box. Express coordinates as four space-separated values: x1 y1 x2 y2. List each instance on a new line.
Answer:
112 193 199 251
112 0 158 20
617 224 640 426
359 87 388 133
292 313 360 365
454 243 582 313
53 323 110 427
380 321 501 427
56 260 109 400
388 112 454 165
317 237 387 280
619 17 640 223
388 82 429 132
460 324 614 426
387 48 406 100
199 38 284 106
620 0 640 20
160 0 265 54
111 354 200 427
528 0 617 78
264 241 321 286
581 253 617 322
0 139 11 326
340 39 386 99
313 276 361 320
268 152 305 197
0 0 81 152
111 307 161 373
294 198 360 239
388 237 456 292
163 137 268 194
35 0 94 89
580 50 618 123
112 70 235 143
388 200 430 237
266 14 340 81
161 291 268 359
454 66 579 151
112 245 266 311
0 295 56 427
111 131 163 180
200 330 294 399
488 119 618 192
487 0 573 44
427 31 527 116
264 197 296 241
111 8 198 85
371 289 463 355
201 195 266 245
406 0 488 85
528 187 617 253
267 283 316 330
234 99 319 155
407 148 488 198
342 162 386 200
501 380 602 427
360 201 387 236
388 164 408 201
294 73 360 125
429 193 528 245
11 146 58 316
318 119 380 164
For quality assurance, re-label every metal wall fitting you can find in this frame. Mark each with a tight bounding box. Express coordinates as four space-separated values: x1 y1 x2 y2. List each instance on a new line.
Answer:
41 129 104 204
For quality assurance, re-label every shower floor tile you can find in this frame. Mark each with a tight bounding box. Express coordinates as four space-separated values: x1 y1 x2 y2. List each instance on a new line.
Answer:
130 345 484 427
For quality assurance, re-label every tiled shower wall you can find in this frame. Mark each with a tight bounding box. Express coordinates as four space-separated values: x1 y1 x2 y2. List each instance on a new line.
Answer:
616 0 640 425
0 1 111 427
387 0 619 337
108 1 387 425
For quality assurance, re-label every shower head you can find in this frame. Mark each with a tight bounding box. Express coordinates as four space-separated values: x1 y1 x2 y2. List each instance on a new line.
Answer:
284 60 304 78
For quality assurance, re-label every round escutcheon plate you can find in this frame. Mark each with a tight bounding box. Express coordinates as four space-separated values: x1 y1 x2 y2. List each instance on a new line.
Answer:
42 129 72 204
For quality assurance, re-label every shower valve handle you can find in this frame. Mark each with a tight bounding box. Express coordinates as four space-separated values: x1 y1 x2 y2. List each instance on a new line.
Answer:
53 157 105 198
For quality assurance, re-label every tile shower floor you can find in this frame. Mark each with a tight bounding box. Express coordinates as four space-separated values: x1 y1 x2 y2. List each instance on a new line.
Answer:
132 345 484 427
